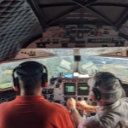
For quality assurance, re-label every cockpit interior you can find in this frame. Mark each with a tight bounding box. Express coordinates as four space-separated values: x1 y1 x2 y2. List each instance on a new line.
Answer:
0 0 128 121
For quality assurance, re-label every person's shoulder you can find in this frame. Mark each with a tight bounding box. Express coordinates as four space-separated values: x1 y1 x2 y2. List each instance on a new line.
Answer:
52 102 68 112
0 98 17 107
50 102 71 117
121 97 128 103
0 101 13 110
0 101 10 106
120 97 128 110
81 113 116 128
53 102 65 108
42 99 68 112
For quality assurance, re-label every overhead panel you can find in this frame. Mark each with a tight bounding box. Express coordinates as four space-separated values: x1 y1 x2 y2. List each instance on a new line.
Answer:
0 0 128 62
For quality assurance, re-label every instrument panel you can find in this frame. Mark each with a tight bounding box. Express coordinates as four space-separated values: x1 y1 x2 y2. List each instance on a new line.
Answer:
43 78 89 105
0 78 90 106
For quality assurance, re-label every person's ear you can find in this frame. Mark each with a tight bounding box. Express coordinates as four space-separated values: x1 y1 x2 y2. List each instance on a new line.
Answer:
43 82 48 87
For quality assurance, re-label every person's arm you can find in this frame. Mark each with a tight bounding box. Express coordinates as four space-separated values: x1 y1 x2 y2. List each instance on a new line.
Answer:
67 98 83 127
76 101 98 113
71 109 83 127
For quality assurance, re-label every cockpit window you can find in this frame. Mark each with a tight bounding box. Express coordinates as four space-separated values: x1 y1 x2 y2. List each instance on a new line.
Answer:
0 48 128 89
0 56 74 89
80 55 128 82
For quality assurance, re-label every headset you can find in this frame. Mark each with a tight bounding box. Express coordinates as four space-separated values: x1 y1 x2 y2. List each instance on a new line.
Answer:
12 61 48 90
92 78 122 101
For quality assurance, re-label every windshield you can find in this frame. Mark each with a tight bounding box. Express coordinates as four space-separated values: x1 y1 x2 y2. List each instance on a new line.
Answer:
0 56 74 89
80 55 128 82
0 48 128 89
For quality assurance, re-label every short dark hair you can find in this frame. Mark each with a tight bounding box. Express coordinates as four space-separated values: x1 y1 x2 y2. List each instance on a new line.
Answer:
16 61 43 90
19 75 42 90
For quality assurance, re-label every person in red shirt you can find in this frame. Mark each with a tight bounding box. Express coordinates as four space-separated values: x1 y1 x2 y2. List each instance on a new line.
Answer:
0 61 75 128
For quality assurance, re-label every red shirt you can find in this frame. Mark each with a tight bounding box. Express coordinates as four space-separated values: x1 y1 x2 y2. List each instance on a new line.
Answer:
0 96 75 128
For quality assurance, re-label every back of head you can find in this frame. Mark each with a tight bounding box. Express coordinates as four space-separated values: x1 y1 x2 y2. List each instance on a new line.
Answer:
13 61 46 91
91 72 122 105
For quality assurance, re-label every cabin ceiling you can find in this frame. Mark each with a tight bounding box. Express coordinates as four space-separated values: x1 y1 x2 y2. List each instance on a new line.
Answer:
0 0 128 61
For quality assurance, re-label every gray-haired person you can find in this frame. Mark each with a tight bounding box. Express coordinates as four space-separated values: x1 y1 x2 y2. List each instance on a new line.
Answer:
67 72 128 128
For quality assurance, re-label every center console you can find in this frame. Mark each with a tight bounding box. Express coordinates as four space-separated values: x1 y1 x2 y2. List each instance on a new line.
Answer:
42 78 89 105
